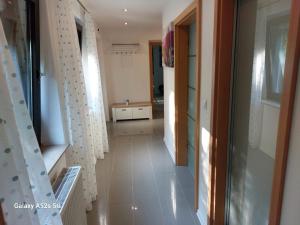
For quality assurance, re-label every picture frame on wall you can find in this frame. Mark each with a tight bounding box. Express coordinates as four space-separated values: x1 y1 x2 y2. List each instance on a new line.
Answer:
163 22 174 68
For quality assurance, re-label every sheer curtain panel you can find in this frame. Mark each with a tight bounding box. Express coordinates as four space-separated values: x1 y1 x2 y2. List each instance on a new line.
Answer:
0 20 63 225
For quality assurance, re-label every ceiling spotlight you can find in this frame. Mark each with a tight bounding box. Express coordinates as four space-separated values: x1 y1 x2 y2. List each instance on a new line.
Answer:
123 8 128 12
124 22 128 26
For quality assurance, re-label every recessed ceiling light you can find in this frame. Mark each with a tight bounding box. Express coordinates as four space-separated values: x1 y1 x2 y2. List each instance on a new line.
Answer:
123 8 128 12
124 22 128 26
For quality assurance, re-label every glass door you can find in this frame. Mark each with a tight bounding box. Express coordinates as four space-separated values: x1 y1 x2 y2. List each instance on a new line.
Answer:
187 21 196 177
227 0 292 224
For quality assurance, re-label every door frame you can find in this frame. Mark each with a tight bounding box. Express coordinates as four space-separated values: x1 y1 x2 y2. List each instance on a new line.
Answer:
148 40 163 104
209 0 300 225
174 0 202 210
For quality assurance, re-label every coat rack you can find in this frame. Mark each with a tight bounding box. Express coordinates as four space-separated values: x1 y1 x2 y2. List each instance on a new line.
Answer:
111 43 140 54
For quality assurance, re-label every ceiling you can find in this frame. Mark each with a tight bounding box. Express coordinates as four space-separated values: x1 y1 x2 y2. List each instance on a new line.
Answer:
85 0 170 30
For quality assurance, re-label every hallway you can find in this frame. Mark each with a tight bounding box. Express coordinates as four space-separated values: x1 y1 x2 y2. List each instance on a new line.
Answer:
87 119 200 225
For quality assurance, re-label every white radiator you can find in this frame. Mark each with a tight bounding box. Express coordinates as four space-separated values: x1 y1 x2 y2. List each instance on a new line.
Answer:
54 166 87 225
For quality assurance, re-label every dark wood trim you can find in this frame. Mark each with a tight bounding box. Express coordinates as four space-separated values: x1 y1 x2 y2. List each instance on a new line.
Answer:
149 41 154 104
174 0 201 211
174 23 189 166
148 40 162 104
209 0 300 225
208 0 235 224
269 0 300 224
173 1 197 26
0 205 5 225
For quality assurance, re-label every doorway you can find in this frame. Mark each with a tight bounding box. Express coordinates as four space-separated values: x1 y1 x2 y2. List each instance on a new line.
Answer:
149 41 164 119
174 0 201 210
209 0 300 224
227 1 292 224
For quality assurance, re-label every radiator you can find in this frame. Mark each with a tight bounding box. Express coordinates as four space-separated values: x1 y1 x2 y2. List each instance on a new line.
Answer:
53 166 87 225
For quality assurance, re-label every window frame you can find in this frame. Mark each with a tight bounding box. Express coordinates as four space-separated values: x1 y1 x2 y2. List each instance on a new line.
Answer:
26 0 41 144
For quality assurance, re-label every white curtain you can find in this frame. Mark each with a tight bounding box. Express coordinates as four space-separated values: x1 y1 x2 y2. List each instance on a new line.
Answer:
96 34 110 122
46 0 109 210
53 0 98 210
0 20 63 225
82 13 109 159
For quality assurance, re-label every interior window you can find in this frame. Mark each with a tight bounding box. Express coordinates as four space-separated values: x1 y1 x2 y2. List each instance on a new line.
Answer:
0 0 41 143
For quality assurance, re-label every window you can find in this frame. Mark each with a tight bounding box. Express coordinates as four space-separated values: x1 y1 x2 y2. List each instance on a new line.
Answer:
0 0 41 143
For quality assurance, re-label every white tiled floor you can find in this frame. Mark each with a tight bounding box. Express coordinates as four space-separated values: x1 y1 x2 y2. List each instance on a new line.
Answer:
87 119 200 225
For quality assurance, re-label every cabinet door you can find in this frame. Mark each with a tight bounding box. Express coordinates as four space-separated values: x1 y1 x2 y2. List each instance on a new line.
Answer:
132 107 151 119
116 108 132 120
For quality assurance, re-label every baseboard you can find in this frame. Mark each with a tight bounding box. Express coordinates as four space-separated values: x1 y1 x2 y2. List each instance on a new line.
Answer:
163 137 175 164
197 209 207 225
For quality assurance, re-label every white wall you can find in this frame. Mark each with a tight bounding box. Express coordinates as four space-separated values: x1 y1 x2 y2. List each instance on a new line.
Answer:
162 0 194 161
280 65 300 225
259 103 280 158
99 27 161 119
197 1 215 224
